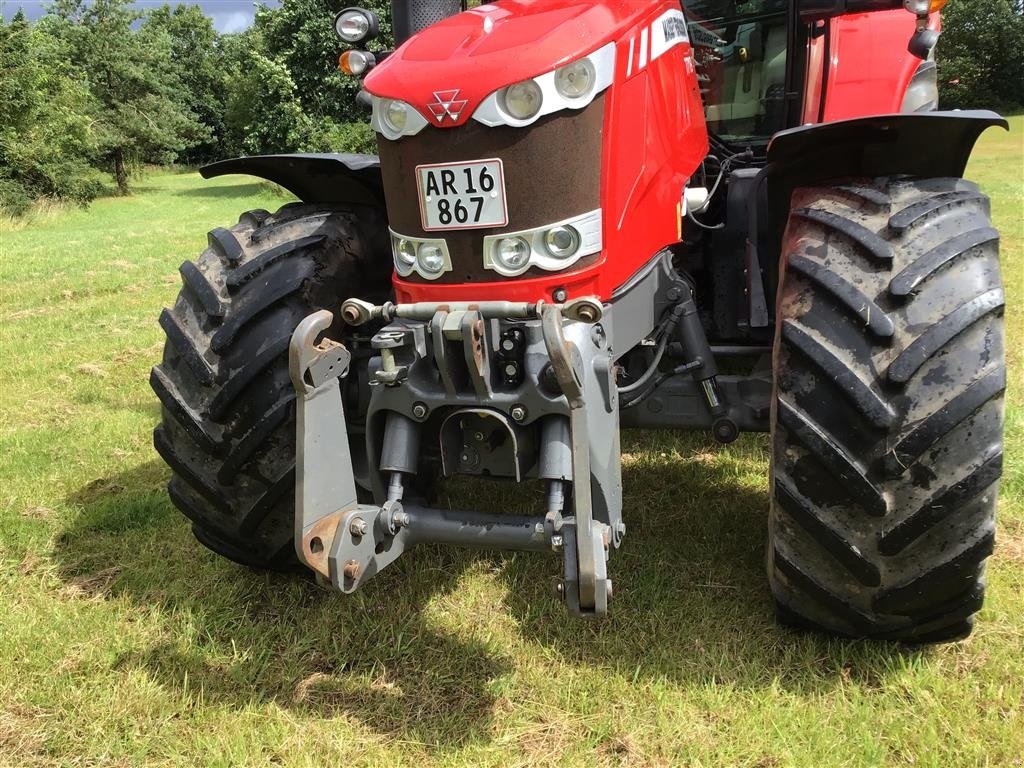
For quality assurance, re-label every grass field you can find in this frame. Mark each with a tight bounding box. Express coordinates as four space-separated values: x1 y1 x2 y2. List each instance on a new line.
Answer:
1 121 1022 767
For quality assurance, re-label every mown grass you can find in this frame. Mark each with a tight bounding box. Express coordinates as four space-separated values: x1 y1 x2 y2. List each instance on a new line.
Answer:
1 121 1021 767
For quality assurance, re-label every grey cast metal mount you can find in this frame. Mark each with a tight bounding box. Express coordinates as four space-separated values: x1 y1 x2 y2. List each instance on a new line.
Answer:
288 297 615 616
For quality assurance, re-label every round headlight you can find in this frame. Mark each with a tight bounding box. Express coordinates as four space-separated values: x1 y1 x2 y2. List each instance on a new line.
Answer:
493 237 531 271
543 225 581 259
501 80 543 121
417 243 446 275
554 58 596 100
381 99 409 133
394 238 416 267
335 9 378 43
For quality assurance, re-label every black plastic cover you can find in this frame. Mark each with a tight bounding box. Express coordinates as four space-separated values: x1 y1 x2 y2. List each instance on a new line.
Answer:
200 153 384 206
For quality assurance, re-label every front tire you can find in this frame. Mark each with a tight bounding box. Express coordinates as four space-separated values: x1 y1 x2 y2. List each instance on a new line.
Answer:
151 203 392 569
768 177 1005 642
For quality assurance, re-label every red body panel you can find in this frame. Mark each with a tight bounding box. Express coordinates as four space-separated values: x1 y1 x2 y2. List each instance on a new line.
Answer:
821 9 940 121
368 0 708 304
368 1 934 304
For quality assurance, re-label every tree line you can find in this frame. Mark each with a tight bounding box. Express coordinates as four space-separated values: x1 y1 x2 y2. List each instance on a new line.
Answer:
1 0 1021 215
0 0 391 214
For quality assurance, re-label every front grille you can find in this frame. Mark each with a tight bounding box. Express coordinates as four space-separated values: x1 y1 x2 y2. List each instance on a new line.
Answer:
376 95 605 283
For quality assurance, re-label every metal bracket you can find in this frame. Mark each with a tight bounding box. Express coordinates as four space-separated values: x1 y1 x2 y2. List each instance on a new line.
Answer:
541 304 611 616
289 310 370 579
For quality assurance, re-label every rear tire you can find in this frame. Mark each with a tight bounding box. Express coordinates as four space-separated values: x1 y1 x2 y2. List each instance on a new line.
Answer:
151 203 392 569
768 177 1004 642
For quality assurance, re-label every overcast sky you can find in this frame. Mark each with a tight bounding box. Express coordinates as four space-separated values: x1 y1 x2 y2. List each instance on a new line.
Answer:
0 1 280 33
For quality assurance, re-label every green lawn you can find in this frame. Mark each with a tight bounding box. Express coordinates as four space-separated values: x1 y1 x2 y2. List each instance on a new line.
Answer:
1 122 1022 767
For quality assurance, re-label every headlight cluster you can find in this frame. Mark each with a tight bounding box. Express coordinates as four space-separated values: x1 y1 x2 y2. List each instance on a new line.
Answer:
483 209 602 277
390 231 452 280
474 42 615 128
370 42 615 137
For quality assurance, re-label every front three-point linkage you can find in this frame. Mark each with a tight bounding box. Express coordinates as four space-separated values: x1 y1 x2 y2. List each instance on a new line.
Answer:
289 297 616 615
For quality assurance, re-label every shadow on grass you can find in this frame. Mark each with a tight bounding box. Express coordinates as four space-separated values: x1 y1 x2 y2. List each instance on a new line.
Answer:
175 182 269 199
53 431 924 746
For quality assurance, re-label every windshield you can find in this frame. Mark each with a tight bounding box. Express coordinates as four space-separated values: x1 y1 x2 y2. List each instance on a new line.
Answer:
683 0 790 143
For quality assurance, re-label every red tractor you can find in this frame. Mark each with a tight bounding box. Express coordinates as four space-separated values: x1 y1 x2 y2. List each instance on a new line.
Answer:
152 0 1007 640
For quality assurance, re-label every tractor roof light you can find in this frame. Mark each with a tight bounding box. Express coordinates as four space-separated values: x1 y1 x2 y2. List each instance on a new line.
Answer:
339 49 376 77
334 7 379 44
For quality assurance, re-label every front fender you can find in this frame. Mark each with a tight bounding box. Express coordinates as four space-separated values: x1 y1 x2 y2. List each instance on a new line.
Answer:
767 110 1007 188
742 110 1007 328
200 153 384 207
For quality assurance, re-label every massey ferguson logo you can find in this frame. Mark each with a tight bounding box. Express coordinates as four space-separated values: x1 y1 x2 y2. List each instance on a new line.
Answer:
426 90 468 122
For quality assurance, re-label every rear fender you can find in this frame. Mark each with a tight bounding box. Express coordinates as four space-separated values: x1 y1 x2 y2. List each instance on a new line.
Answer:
200 153 384 207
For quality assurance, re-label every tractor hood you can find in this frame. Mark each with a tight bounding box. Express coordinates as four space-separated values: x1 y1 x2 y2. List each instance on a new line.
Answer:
363 0 647 128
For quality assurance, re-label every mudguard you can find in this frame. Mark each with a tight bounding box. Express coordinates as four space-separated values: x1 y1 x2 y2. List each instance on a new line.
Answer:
763 109 1008 252
767 110 1007 188
744 110 1007 328
200 153 384 206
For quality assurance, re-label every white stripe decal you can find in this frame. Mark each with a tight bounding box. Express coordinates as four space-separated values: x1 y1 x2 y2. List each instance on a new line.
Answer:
639 27 649 69
626 36 634 77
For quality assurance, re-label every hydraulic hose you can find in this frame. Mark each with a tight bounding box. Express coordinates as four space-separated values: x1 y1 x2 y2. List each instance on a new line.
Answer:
617 333 670 395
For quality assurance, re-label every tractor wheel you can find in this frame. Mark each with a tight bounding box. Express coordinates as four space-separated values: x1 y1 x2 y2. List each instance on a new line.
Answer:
151 202 392 570
768 177 1004 642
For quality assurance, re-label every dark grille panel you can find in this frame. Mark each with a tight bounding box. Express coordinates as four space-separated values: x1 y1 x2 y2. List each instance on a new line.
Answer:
377 94 605 283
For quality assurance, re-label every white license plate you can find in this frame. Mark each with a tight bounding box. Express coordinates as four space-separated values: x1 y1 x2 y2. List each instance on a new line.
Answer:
416 159 508 231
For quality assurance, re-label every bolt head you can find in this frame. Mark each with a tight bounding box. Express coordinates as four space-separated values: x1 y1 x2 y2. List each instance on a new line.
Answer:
510 405 527 422
412 402 428 419
553 288 568 303
342 559 361 580
349 517 368 536
551 534 563 551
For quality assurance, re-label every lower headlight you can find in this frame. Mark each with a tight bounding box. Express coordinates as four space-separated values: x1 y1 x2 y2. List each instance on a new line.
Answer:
501 81 543 121
394 237 416 268
493 237 531 271
543 226 581 258
417 243 446 275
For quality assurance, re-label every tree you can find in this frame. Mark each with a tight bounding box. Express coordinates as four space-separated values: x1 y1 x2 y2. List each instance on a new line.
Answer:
222 42 318 155
142 4 226 165
48 0 208 193
938 0 1024 109
253 0 390 139
0 11 105 213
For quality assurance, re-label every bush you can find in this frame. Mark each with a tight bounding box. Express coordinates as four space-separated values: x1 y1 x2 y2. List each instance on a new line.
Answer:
0 13 107 212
